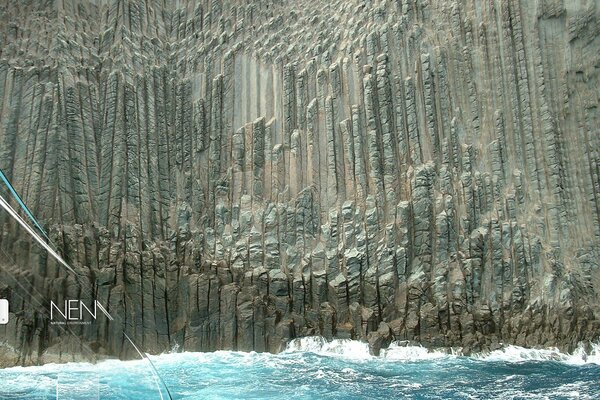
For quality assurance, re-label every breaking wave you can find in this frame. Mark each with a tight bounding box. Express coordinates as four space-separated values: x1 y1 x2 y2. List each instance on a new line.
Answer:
474 342 600 365
284 336 600 365
0 337 598 399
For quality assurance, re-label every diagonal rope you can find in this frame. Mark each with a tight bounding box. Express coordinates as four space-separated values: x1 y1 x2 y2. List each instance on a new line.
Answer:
0 247 103 398
0 193 76 275
124 332 170 400
0 190 173 399
0 248 99 363
0 169 49 241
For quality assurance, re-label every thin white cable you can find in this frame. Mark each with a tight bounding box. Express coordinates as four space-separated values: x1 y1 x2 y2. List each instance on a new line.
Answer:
124 333 166 400
0 192 171 399
0 193 76 274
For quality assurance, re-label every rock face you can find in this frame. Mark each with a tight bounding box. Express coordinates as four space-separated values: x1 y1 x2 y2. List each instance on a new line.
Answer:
0 0 599 364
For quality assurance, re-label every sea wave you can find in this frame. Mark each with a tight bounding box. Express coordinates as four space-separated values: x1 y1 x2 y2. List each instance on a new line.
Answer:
473 342 600 365
381 342 452 361
0 338 598 399
283 336 600 365
1 337 598 373
283 336 372 360
284 336 453 361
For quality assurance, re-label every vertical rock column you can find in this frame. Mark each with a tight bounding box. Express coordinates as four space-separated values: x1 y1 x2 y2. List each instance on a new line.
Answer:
375 54 398 210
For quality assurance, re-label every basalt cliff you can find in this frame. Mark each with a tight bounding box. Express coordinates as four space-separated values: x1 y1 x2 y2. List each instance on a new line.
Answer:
0 0 599 365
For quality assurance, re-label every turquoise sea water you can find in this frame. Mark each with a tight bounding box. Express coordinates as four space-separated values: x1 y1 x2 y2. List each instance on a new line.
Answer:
1 338 598 399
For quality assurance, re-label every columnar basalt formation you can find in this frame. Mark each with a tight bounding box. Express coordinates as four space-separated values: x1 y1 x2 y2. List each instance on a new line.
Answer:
0 0 599 364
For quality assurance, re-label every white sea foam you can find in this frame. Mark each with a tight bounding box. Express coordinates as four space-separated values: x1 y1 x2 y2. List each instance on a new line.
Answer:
0 338 598 400
568 343 600 365
284 336 372 360
474 342 600 365
0 356 158 375
475 345 568 362
1 338 598 373
381 342 451 361
284 336 452 362
284 336 600 365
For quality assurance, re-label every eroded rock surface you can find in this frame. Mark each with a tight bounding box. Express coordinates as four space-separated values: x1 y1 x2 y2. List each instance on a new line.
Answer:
0 0 599 364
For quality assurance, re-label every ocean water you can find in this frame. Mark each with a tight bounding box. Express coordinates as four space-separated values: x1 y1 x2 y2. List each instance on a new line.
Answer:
0 338 599 399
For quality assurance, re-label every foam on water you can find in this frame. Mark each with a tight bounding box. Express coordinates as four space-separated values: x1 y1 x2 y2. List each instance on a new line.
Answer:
284 336 372 360
474 342 600 365
0 337 598 399
283 336 600 365
382 342 452 361
284 336 454 362
2 338 598 372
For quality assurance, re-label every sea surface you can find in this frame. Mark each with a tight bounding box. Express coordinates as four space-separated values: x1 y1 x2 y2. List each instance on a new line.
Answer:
0 337 598 399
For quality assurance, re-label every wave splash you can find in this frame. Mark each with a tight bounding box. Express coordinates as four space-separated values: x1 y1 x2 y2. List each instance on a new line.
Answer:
382 342 452 361
1 338 598 372
284 336 451 361
0 337 598 399
284 336 600 365
475 343 600 365
283 337 372 360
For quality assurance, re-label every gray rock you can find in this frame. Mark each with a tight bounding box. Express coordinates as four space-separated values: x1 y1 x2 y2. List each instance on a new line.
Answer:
0 0 598 365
